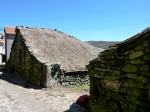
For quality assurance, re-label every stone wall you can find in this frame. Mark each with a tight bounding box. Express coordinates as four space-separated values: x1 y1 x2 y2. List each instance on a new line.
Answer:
61 71 89 86
6 33 89 87
6 34 43 86
87 36 150 111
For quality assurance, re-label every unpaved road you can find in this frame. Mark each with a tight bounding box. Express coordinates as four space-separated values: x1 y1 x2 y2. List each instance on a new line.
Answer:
0 72 89 112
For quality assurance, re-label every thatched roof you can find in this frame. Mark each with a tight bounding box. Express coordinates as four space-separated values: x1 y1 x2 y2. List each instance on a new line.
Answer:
109 27 150 49
16 26 102 72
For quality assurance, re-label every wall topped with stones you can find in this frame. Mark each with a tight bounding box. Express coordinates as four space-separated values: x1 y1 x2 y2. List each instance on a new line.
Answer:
87 31 150 112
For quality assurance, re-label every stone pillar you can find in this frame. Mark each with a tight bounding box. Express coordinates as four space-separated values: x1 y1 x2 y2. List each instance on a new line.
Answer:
42 63 60 87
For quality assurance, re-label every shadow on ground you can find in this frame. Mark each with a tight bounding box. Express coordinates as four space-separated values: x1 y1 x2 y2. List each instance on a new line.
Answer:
0 71 41 89
64 103 90 112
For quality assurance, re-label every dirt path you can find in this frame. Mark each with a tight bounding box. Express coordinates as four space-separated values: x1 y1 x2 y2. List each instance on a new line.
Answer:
0 72 89 112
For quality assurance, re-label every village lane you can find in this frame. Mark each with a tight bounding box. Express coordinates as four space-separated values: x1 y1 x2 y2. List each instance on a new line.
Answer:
0 72 89 112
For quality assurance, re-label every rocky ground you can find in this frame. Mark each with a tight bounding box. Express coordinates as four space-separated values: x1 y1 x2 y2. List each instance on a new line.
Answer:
0 71 89 112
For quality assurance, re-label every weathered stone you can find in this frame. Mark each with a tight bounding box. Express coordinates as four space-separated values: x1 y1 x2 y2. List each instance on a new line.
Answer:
123 88 143 97
123 79 136 87
108 100 119 110
129 103 138 111
137 83 145 89
109 69 121 75
126 73 137 79
143 40 149 47
122 64 138 72
91 104 113 112
97 96 107 106
143 54 150 60
105 75 121 80
100 50 115 56
148 37 150 42
129 51 144 59
140 71 150 76
125 50 135 54
138 75 148 83
102 80 120 92
87 31 150 112
135 44 144 50
140 65 149 71
108 60 119 66
130 59 145 64
144 46 150 53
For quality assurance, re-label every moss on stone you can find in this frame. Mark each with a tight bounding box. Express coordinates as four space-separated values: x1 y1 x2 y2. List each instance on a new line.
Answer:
126 73 137 79
135 44 144 50
143 40 149 47
123 79 136 87
102 80 120 92
140 65 150 71
130 59 145 64
122 88 143 97
122 64 138 72
143 54 150 60
129 51 144 59
138 75 148 83
145 46 150 53
97 96 107 106
125 50 135 54
109 69 121 75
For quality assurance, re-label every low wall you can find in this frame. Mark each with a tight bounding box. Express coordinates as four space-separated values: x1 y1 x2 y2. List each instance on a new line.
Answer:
60 71 89 86
87 37 150 111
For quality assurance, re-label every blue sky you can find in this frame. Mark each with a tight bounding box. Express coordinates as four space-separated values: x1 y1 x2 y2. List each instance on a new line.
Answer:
0 0 150 41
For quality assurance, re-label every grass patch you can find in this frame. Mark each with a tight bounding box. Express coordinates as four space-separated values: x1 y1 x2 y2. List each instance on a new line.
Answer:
73 84 89 89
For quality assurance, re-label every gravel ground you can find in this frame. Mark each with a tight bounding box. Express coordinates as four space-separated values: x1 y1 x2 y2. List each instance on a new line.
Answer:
0 72 89 112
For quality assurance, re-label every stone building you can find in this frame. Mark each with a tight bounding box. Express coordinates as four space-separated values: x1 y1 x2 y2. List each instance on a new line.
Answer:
6 26 102 87
4 27 16 61
87 28 150 112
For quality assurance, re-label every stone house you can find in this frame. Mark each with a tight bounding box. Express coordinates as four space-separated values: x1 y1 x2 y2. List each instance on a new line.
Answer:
87 27 150 112
0 39 5 63
4 27 16 61
6 26 102 87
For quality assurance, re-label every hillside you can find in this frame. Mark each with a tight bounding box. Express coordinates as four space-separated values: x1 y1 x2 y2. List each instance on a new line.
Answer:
86 41 119 49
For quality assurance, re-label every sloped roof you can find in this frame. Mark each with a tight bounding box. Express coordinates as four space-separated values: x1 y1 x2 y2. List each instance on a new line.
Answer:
4 27 16 35
109 27 150 49
16 26 103 72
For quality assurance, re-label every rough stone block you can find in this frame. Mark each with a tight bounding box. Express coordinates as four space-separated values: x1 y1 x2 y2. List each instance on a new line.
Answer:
138 75 148 83
123 79 136 87
135 44 144 50
122 64 138 72
101 80 120 92
130 59 145 64
143 40 149 47
97 96 107 106
140 71 150 76
144 46 150 53
126 73 137 79
125 50 135 55
129 51 144 59
122 88 143 97
143 54 150 60
140 65 150 71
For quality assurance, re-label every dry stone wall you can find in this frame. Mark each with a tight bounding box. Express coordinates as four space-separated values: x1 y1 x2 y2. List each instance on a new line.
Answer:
87 36 150 112
6 35 43 86
61 71 89 86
